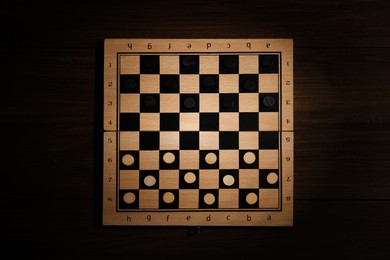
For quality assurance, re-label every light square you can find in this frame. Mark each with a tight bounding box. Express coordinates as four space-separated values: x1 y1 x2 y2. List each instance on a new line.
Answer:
239 132 259 149
239 94 259 112
179 190 199 208
140 113 159 131
160 94 179 112
259 112 279 131
259 74 279 93
239 55 259 74
180 75 199 93
139 190 159 209
159 170 179 189
200 94 219 112
219 113 239 131
219 150 239 169
219 189 239 208
239 169 259 188
120 132 139 150
120 94 139 113
120 55 139 74
199 132 219 150
259 150 279 169
259 189 279 209
160 132 179 150
199 170 219 189
140 75 160 93
139 151 159 170
180 113 199 131
200 55 219 74
119 170 139 190
160 55 179 74
180 150 199 169
219 75 239 93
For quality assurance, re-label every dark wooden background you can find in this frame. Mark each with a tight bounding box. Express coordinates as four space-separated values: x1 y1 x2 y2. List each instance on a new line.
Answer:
2 0 390 259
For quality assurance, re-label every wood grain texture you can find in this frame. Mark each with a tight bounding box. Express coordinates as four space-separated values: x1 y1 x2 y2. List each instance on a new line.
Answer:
2 0 390 258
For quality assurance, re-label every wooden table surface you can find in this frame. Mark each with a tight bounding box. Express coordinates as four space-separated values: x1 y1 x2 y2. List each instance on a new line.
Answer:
2 0 390 259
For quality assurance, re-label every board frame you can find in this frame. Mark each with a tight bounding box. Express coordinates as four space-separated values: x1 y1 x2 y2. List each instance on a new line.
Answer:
103 39 294 226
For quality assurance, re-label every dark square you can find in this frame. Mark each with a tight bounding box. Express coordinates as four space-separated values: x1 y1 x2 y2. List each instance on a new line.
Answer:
160 113 179 131
200 150 219 169
140 55 160 74
259 54 279 73
239 74 259 93
220 94 239 112
180 94 199 112
219 55 239 74
119 151 139 170
160 150 180 169
140 94 160 112
200 113 219 131
239 113 259 131
180 132 199 150
160 75 180 93
139 170 159 189
120 75 140 93
259 93 279 112
239 150 259 169
159 190 179 209
219 170 239 188
140 132 159 150
199 189 219 208
179 170 199 189
219 132 239 149
259 132 279 149
200 75 219 93
180 55 199 74
120 113 140 131
239 189 259 208
259 170 279 188
119 190 139 209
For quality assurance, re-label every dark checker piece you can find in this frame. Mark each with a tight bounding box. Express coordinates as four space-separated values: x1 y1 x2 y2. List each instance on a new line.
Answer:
200 75 219 93
180 55 199 74
161 75 179 93
140 55 160 74
239 74 259 93
120 75 140 93
183 97 196 109
141 94 160 112
180 94 199 112
259 54 279 73
220 94 238 112
259 93 279 112
220 55 239 74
